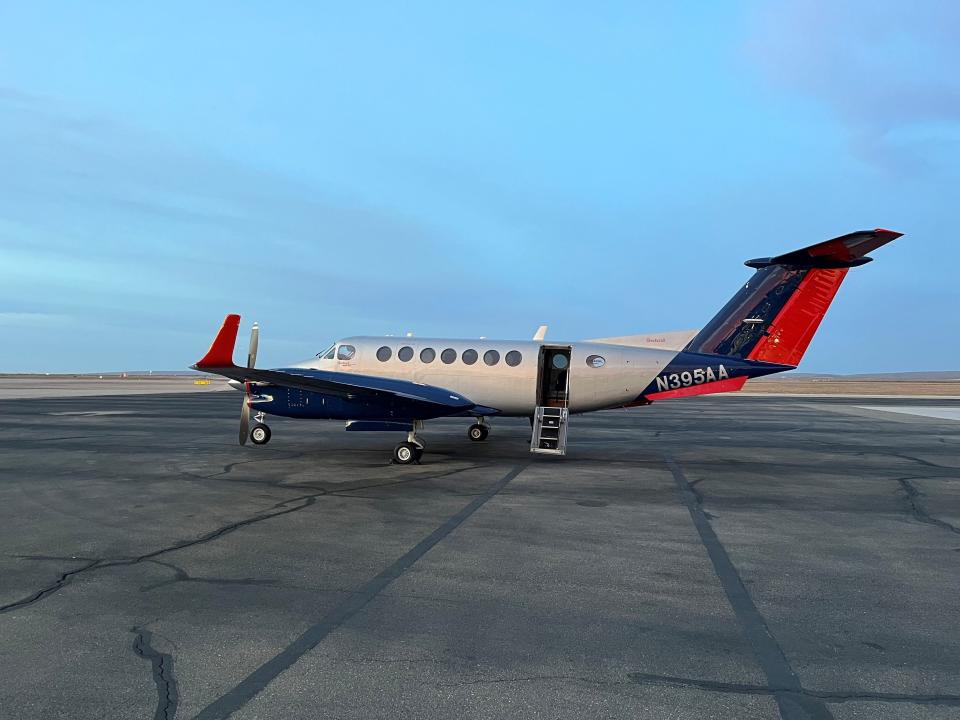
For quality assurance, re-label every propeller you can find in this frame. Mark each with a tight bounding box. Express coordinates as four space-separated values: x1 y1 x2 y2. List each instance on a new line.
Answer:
239 322 259 445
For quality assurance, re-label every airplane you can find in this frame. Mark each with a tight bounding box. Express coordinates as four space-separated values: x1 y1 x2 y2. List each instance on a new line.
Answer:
192 229 902 464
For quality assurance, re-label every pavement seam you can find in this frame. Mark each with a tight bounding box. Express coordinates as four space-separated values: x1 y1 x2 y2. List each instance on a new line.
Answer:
192 462 529 720
663 453 834 720
626 672 960 707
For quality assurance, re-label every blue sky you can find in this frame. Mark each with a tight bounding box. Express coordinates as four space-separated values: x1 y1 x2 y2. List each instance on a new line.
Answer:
1 1 957 373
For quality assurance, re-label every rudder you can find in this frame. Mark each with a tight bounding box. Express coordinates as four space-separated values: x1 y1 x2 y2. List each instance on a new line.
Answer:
684 229 902 367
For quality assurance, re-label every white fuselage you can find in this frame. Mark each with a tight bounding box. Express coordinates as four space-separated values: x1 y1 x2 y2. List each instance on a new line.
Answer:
295 337 681 415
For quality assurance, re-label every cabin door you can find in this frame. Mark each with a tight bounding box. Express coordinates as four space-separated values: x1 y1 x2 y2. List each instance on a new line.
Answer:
536 346 571 408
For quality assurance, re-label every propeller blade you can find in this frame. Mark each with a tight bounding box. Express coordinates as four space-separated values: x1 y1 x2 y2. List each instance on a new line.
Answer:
239 396 250 445
247 322 259 369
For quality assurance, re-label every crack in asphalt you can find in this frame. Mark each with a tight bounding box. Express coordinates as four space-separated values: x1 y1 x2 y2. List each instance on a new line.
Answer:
0 559 102 613
132 627 179 720
139 560 286 592
26 435 95 442
0 496 320 614
193 462 528 720
210 452 308 480
897 477 960 535
427 674 604 687
0 463 490 614
891 453 956 471
139 559 352 595
627 672 960 707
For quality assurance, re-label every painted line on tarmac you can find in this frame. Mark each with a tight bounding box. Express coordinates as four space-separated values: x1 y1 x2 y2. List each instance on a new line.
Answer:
857 406 960 422
664 454 833 720
193 462 528 720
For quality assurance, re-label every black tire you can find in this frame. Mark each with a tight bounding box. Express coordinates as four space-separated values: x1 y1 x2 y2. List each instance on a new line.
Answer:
250 424 272 445
468 424 488 442
393 441 418 464
414 447 424 462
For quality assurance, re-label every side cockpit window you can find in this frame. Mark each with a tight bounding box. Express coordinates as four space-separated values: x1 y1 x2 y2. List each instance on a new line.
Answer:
317 344 336 360
337 344 356 360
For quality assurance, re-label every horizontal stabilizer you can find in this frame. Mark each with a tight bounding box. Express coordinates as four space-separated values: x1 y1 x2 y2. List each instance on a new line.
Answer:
745 228 902 269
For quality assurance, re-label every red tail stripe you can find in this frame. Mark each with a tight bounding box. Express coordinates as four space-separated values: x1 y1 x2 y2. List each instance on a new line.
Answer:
644 376 747 401
748 268 847 366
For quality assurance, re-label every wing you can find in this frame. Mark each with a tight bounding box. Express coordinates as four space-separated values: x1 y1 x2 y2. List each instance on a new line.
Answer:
191 314 485 416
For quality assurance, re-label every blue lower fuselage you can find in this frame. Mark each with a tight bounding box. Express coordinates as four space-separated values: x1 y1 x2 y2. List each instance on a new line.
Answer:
249 385 447 421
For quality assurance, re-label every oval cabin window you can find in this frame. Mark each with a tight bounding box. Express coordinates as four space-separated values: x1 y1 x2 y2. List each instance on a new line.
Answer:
441 348 457 364
483 349 500 366
398 346 414 362
376 346 391 362
586 354 606 368
505 350 522 367
420 347 436 363
462 349 478 365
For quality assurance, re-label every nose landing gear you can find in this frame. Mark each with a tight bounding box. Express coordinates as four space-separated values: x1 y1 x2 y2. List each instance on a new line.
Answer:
250 423 272 445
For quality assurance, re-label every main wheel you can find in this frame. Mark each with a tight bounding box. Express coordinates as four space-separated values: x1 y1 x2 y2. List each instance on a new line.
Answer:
468 424 488 441
250 424 272 445
393 441 419 464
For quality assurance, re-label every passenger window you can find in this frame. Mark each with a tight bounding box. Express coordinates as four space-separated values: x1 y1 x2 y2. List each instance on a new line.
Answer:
398 346 414 362
505 350 522 366
376 346 392 362
462 349 478 365
337 344 356 360
441 348 457 364
420 348 436 363
483 349 500 366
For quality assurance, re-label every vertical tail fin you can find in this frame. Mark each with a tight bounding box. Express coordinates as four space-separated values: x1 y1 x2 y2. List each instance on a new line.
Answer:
684 229 902 367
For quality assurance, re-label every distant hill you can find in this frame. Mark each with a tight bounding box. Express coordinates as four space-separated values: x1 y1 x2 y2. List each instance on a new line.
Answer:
754 371 960 382
3 369 960 382
0 370 203 378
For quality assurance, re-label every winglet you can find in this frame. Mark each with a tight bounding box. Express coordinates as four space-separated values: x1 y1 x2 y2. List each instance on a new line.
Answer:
533 325 548 341
193 314 241 369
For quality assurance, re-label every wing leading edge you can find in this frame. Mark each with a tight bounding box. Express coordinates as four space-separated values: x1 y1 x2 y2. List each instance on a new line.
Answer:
192 314 485 417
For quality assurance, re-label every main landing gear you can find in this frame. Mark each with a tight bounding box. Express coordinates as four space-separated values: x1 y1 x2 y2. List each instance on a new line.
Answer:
467 420 489 441
393 421 424 465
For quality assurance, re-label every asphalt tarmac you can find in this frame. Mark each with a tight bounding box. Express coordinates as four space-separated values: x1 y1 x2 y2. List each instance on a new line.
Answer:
1 391 959 720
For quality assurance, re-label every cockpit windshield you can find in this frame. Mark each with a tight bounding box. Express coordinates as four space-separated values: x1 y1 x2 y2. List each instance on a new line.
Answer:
316 344 336 360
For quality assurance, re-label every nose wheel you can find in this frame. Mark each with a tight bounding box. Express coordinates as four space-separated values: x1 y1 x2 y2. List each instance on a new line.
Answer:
250 424 272 445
